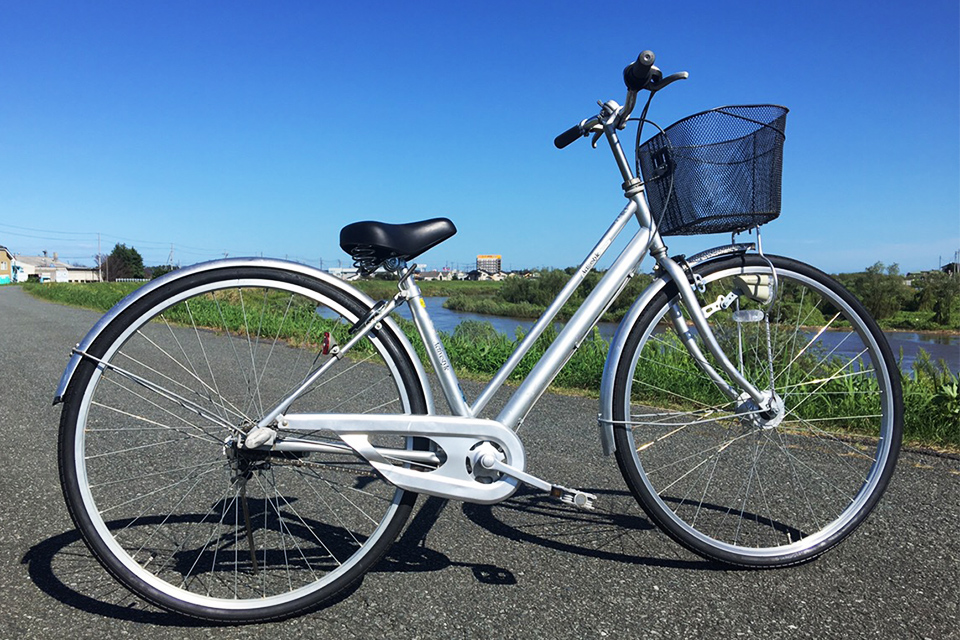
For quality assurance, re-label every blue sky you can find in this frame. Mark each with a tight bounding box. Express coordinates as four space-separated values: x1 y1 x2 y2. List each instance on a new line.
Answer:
1 1 957 274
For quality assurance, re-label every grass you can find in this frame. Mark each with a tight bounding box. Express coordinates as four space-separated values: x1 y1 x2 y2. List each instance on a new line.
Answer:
354 278 499 300
21 280 960 449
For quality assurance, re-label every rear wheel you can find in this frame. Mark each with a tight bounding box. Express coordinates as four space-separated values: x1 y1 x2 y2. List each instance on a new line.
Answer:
58 266 427 621
613 254 902 566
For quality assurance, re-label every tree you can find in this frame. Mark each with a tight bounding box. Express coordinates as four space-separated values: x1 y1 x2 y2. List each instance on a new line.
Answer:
845 262 909 320
104 243 144 281
915 270 960 327
149 264 177 280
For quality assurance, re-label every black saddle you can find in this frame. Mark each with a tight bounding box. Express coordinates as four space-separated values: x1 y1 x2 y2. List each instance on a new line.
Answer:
340 218 457 271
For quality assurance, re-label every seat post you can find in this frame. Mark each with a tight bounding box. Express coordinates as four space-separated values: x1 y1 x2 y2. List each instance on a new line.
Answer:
398 275 472 417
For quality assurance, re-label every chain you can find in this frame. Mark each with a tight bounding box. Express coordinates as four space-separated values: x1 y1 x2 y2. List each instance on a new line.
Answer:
264 455 382 478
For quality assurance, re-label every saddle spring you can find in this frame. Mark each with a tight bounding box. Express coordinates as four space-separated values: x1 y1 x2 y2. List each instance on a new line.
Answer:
349 245 380 276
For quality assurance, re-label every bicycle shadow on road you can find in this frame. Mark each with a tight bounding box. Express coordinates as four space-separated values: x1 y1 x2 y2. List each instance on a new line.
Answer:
20 503 472 626
21 488 723 625
379 489 722 590
460 486 724 571
21 527 211 627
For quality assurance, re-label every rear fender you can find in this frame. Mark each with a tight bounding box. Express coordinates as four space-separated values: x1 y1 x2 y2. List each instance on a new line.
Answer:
53 258 435 413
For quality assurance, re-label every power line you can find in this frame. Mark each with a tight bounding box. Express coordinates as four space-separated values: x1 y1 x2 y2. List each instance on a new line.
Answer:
0 222 98 237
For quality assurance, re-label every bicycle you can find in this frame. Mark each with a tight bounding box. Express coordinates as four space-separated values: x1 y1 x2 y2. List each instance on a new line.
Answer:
55 50 903 622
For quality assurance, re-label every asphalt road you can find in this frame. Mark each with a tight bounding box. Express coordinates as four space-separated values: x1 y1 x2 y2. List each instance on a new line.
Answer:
1 285 957 639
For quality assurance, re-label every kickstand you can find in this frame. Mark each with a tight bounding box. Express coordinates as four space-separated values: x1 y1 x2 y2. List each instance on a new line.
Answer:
238 479 260 574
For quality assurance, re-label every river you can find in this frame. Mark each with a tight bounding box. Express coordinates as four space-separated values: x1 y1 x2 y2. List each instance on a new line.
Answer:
393 297 960 374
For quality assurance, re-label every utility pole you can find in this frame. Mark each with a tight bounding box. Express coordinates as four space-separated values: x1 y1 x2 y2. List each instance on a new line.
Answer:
98 233 102 282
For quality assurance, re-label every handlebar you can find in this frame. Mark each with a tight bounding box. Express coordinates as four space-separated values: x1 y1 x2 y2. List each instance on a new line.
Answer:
554 49 687 150
554 124 584 149
623 50 661 92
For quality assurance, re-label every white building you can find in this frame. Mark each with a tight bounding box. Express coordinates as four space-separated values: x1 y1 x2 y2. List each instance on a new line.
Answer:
15 253 101 283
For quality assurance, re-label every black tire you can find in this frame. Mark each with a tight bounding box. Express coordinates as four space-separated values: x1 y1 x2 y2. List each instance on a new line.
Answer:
58 266 428 622
612 254 902 567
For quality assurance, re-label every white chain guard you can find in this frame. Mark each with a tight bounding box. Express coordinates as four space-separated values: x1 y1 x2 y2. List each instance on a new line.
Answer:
280 414 525 504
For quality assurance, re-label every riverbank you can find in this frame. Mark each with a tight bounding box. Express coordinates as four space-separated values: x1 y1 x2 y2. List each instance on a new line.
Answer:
444 291 960 335
20 281 960 449
397 297 960 375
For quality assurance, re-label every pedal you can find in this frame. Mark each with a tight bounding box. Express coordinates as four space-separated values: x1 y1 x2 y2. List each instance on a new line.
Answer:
550 485 597 510
476 454 597 510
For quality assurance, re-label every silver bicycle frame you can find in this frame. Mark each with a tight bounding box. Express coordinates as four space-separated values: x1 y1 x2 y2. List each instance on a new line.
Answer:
254 98 768 435
372 116 764 430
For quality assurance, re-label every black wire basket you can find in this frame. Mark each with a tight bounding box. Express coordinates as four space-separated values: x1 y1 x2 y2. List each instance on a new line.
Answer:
636 105 788 236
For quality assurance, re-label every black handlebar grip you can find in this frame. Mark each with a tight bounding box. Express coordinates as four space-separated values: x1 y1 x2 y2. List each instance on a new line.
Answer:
623 49 656 91
554 123 583 149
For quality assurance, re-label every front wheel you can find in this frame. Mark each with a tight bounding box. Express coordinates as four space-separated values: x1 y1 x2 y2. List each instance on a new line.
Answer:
58 265 428 621
612 254 902 567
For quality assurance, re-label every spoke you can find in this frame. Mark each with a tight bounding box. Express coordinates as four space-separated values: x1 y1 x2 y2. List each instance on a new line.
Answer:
156 311 230 424
773 312 841 385
780 413 883 424
785 353 870 417
90 459 222 490
631 408 741 452
325 374 395 412
631 370 715 410
100 463 223 515
692 441 726 529
773 427 821 535
87 402 219 446
184 299 231 424
77 348 242 434
213 291 257 418
292 470 367 550
294 351 380 401
252 293 296 415
292 463 396 502
294 465 383 529
255 473 332 574
153 475 237 590
782 415 880 463
650 429 760 494
778 364 875 393
756 431 865 502
97 375 229 444
123 333 252 424
85 433 194 459
731 432 765 546
156 313 221 418
284 307 321 394
127 466 223 566
238 288 266 420
362 398 402 414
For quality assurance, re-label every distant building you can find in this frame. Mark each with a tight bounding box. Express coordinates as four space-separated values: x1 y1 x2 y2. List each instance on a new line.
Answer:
326 266 361 280
477 254 501 274
0 246 12 284
14 253 100 283
465 269 507 282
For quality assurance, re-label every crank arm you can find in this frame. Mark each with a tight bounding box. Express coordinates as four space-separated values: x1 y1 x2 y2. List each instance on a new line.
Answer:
478 454 597 510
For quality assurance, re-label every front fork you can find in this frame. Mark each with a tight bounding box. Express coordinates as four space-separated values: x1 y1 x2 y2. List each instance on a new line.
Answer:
652 250 769 408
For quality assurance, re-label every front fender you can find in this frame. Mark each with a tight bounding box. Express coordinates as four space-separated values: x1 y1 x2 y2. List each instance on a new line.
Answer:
53 258 435 414
598 243 753 455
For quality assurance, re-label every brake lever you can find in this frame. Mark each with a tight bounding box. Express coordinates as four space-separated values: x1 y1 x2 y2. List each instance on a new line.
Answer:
649 71 689 93
591 129 603 148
